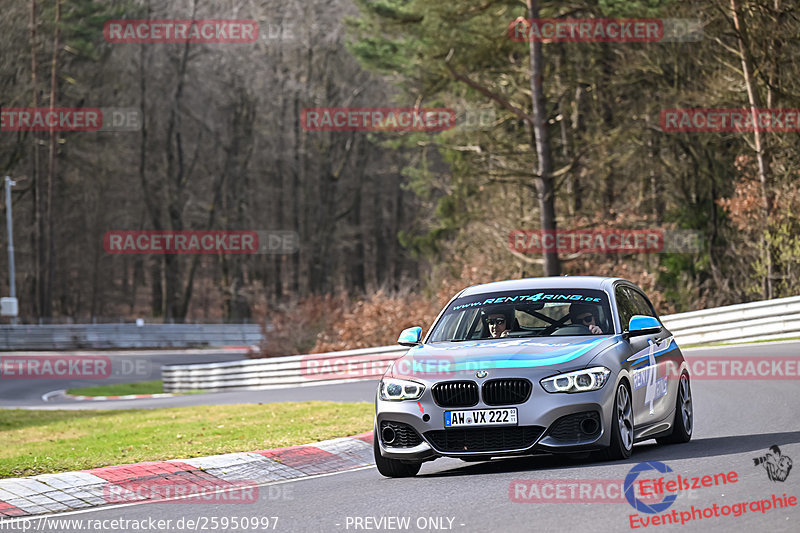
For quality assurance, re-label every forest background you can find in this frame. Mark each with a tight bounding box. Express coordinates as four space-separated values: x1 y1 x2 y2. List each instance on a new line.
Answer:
1 0 798 356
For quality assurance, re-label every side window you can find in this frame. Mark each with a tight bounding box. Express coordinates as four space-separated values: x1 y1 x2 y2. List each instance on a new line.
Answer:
628 288 657 319
615 286 637 331
469 311 486 339
431 313 461 342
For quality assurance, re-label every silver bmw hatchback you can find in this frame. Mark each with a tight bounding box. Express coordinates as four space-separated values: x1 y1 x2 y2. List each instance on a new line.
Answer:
374 276 693 477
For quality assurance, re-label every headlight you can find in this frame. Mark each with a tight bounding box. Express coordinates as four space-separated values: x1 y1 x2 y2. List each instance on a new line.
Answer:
540 367 610 393
379 378 425 401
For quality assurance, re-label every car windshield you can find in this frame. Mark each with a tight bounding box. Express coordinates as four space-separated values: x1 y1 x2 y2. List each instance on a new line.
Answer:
428 288 613 342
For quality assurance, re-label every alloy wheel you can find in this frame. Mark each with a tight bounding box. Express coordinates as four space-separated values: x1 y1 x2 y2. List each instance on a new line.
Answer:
679 374 693 435
617 384 633 450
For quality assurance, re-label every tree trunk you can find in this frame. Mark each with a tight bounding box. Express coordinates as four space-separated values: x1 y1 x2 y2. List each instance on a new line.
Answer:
137 0 162 316
44 0 62 318
526 0 559 276
599 46 616 218
553 54 573 217
646 115 663 222
571 86 585 214
730 0 772 299
162 0 197 321
30 0 44 317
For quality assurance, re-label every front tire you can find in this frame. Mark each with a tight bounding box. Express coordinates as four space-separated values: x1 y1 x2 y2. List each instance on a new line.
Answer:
656 372 693 444
599 381 634 461
373 429 422 478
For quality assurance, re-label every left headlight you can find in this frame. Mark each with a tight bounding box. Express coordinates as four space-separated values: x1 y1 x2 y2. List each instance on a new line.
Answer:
379 378 425 401
540 366 611 393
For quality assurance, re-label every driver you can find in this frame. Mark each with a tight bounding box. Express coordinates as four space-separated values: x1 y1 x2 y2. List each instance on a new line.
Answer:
569 303 603 335
484 309 514 338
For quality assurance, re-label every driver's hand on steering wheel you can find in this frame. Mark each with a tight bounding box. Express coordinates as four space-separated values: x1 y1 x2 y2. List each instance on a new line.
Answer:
575 312 602 335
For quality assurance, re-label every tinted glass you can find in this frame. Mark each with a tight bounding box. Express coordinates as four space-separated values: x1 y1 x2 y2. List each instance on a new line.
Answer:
615 285 638 331
428 288 612 341
628 288 657 318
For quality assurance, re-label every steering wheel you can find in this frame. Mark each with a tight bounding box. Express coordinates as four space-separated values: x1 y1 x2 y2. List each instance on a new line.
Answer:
555 324 592 335
539 315 571 336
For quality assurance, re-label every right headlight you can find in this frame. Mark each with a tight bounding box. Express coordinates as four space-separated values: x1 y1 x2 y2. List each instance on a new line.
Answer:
379 378 425 401
540 366 611 393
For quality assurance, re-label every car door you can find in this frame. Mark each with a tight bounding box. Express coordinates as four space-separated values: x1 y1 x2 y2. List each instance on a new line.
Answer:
619 285 672 423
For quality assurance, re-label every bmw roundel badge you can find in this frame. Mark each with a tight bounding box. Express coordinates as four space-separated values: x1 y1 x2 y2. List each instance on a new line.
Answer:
476 370 488 378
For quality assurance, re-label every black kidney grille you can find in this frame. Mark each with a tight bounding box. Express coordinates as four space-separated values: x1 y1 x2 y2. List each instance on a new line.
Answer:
482 379 532 406
432 381 479 407
424 426 544 453
380 421 423 448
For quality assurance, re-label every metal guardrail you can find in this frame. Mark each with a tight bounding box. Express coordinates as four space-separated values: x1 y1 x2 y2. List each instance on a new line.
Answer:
162 296 800 393
162 345 406 392
0 323 262 350
660 295 800 346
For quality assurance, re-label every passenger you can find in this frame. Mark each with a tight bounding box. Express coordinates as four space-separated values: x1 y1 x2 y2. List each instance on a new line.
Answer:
569 303 603 334
485 310 513 338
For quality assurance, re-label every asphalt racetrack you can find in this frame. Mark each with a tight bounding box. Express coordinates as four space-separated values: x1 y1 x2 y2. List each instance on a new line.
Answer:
0 350 249 409
2 342 800 532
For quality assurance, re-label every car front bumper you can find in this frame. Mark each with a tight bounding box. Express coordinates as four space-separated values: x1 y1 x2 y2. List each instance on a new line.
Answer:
375 378 618 461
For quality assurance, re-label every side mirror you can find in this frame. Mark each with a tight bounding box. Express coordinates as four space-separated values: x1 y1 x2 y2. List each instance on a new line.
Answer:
397 326 423 346
624 315 662 339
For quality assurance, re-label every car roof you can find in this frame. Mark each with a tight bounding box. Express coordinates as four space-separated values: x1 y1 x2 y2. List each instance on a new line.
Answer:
458 276 624 297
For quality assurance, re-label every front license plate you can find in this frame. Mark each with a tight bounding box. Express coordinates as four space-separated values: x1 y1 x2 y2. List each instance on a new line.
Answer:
444 408 517 427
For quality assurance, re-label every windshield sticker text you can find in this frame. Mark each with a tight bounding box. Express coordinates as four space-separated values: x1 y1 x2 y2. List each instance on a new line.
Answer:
452 292 601 311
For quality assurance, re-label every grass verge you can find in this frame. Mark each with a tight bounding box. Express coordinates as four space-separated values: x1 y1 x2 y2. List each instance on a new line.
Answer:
0 402 373 478
66 380 166 397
